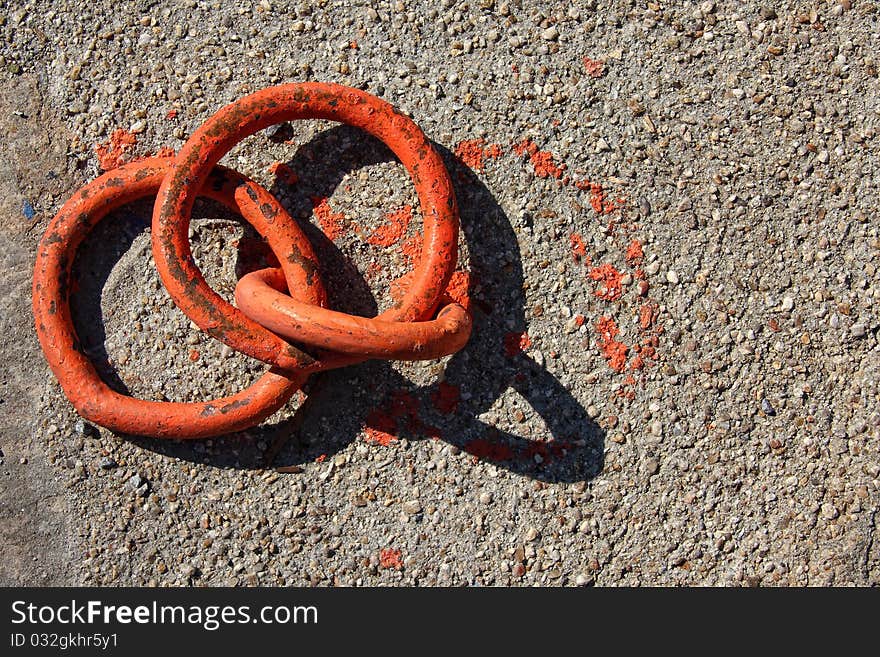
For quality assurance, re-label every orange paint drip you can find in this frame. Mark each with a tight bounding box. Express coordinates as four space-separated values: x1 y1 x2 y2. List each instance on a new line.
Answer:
310 196 347 240
432 381 461 414
504 331 531 357
589 263 624 301
454 138 503 171
595 316 628 373
380 548 403 570
582 57 605 78
626 239 644 263
94 128 137 171
268 161 299 185
367 205 412 246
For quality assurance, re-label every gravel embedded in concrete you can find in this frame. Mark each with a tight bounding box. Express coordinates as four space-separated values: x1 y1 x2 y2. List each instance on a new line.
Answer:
0 0 878 586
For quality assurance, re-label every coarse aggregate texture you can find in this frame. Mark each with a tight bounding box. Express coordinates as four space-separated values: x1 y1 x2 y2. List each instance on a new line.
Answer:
1 0 878 586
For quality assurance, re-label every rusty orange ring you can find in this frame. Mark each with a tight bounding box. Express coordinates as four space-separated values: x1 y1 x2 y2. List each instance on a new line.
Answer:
235 267 472 360
32 158 325 438
152 82 467 373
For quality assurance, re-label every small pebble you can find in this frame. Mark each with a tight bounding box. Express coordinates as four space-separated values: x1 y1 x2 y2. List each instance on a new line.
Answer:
761 398 776 416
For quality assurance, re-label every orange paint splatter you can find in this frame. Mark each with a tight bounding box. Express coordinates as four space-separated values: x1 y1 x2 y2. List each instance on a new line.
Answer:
582 57 605 78
268 161 299 185
315 454 327 463
367 205 412 246
589 263 624 301
504 331 532 357
432 382 461 414
455 139 503 171
363 408 397 447
464 438 514 463
443 270 472 311
570 233 588 262
310 196 347 240
513 138 565 179
639 303 656 330
379 548 403 570
95 128 137 171
595 316 628 373
626 239 644 263
188 349 199 362
165 109 178 120
575 180 624 214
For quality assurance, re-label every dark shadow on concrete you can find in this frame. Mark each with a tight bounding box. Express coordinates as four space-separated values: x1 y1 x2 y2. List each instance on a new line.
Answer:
81 125 604 483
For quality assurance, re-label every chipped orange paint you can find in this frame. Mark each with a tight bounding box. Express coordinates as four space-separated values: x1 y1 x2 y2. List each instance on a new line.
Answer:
268 161 299 185
454 138 503 171
95 128 137 171
367 205 412 246
310 196 347 240
589 263 624 301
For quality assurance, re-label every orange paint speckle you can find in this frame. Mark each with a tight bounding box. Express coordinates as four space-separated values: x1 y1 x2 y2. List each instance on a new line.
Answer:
589 263 624 301
363 408 397 447
626 239 644 263
504 331 532 357
188 349 199 362
595 316 628 373
165 109 178 120
444 270 471 311
575 180 624 214
315 454 327 463
95 128 137 171
268 161 299 185
310 196 347 240
570 233 588 262
513 138 565 179
582 57 605 78
380 548 403 570
367 205 412 246
455 138 503 171
639 303 655 330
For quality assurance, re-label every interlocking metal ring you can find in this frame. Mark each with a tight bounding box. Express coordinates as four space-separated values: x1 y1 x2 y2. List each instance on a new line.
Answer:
152 82 469 373
32 158 325 438
32 83 472 439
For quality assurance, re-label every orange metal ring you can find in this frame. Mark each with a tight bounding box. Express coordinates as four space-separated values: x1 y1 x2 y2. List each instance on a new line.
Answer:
152 82 466 372
235 267 472 361
32 158 325 438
